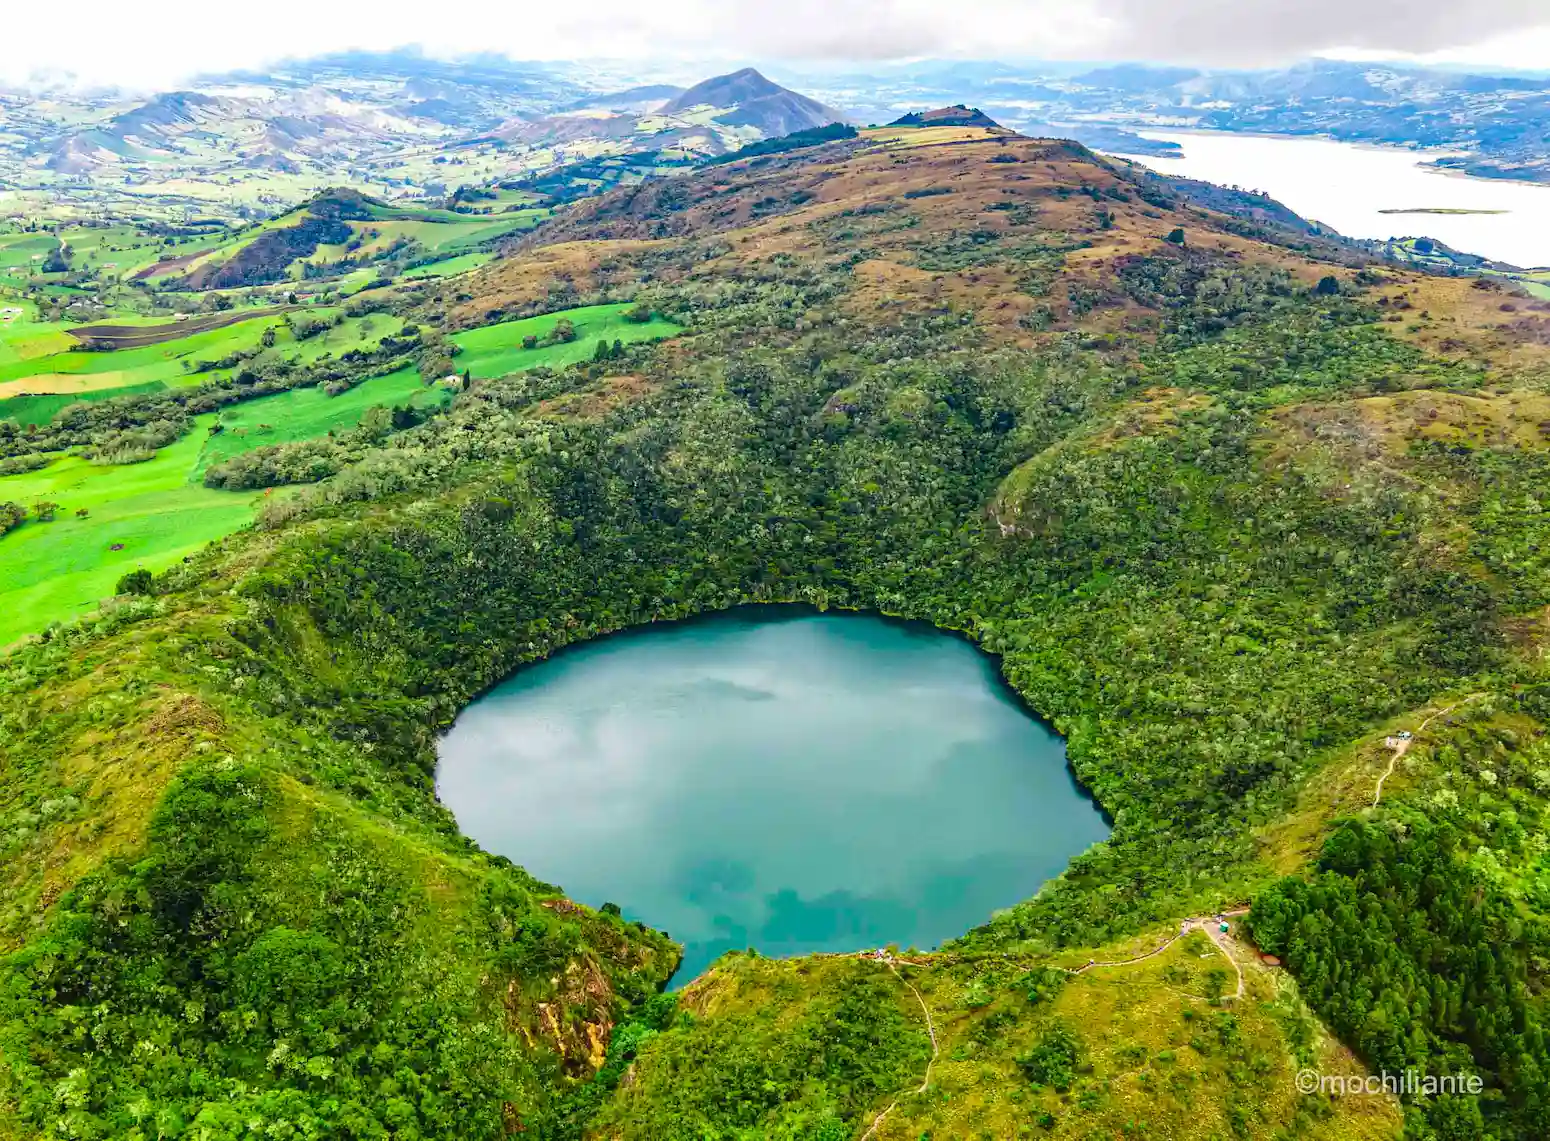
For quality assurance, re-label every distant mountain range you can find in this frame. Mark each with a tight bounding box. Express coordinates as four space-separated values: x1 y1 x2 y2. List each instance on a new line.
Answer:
0 58 852 221
787 57 1550 181
3 51 1550 230
501 68 848 156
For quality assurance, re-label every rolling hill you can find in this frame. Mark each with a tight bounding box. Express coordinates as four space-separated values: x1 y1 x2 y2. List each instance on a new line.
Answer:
887 104 1003 128
141 187 547 290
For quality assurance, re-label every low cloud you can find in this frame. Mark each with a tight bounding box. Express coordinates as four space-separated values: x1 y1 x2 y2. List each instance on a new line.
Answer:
1092 0 1550 65
549 0 1550 68
4 0 1549 89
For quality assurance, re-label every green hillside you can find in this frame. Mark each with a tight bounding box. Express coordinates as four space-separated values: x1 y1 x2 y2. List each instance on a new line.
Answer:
0 422 257 646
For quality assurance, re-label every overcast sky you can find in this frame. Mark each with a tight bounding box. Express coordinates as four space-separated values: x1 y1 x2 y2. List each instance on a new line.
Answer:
5 0 1550 89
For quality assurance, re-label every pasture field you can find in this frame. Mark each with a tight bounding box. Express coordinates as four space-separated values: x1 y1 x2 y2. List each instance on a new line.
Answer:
450 187 546 213
0 312 289 399
0 383 168 429
0 303 79 365
195 365 449 474
190 304 681 473
0 307 413 422
0 234 59 272
448 303 683 377
0 302 683 643
59 224 179 279
148 199 547 287
0 418 258 646
285 312 406 364
401 251 495 279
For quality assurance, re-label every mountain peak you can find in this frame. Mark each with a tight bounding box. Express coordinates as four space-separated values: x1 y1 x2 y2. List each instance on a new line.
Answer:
658 68 852 138
661 68 787 113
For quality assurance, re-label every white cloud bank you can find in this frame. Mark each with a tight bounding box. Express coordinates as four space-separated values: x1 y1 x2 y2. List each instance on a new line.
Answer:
3 0 1549 89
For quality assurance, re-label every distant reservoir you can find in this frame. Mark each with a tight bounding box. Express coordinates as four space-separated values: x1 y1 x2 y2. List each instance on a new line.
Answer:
1113 130 1550 269
437 608 1109 983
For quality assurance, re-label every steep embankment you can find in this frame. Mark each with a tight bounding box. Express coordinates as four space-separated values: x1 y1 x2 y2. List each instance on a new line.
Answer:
7 130 1550 1139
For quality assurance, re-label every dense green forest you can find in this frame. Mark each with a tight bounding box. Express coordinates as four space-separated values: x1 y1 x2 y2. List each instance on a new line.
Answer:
5 132 1550 1138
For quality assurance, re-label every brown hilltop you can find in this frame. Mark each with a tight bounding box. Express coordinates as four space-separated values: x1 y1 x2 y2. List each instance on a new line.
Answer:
888 105 1004 129
448 128 1550 365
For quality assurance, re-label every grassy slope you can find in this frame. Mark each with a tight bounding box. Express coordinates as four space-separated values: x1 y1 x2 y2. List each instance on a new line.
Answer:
450 303 682 378
0 421 257 646
194 368 447 474
402 250 495 279
0 304 682 644
0 313 286 396
189 305 682 475
0 382 167 428
0 307 78 367
0 308 399 416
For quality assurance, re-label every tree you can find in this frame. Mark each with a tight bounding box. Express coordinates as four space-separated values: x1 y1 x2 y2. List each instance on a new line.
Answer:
420 351 455 385
31 501 58 522
1315 275 1341 296
552 318 577 344
1165 227 1186 245
358 406 393 442
116 568 154 595
623 302 653 324
522 334 539 350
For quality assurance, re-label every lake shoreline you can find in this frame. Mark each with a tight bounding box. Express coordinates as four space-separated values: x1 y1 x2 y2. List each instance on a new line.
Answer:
436 604 1112 983
1106 129 1550 267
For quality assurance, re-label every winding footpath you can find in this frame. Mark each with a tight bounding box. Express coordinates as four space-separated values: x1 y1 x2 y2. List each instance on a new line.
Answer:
855 907 1251 1136
859 957 940 1141
1372 695 1484 808
1065 909 1249 999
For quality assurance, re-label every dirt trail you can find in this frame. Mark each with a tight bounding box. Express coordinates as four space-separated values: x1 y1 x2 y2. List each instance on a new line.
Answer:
1064 907 1250 985
1373 695 1484 808
859 955 940 1141
854 907 1254 1137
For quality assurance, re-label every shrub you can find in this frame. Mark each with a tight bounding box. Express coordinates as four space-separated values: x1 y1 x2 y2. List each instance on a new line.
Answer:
116 568 154 595
1018 1022 1081 1090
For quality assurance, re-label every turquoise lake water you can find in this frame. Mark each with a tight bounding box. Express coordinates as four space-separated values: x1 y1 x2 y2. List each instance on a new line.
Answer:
436 608 1109 983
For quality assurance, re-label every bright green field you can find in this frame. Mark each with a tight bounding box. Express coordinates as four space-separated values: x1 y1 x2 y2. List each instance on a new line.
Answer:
0 309 405 420
402 251 495 280
0 313 288 389
0 418 258 646
194 304 681 472
449 303 683 378
195 367 450 475
0 303 684 644
0 304 78 365
0 383 168 429
0 234 59 272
